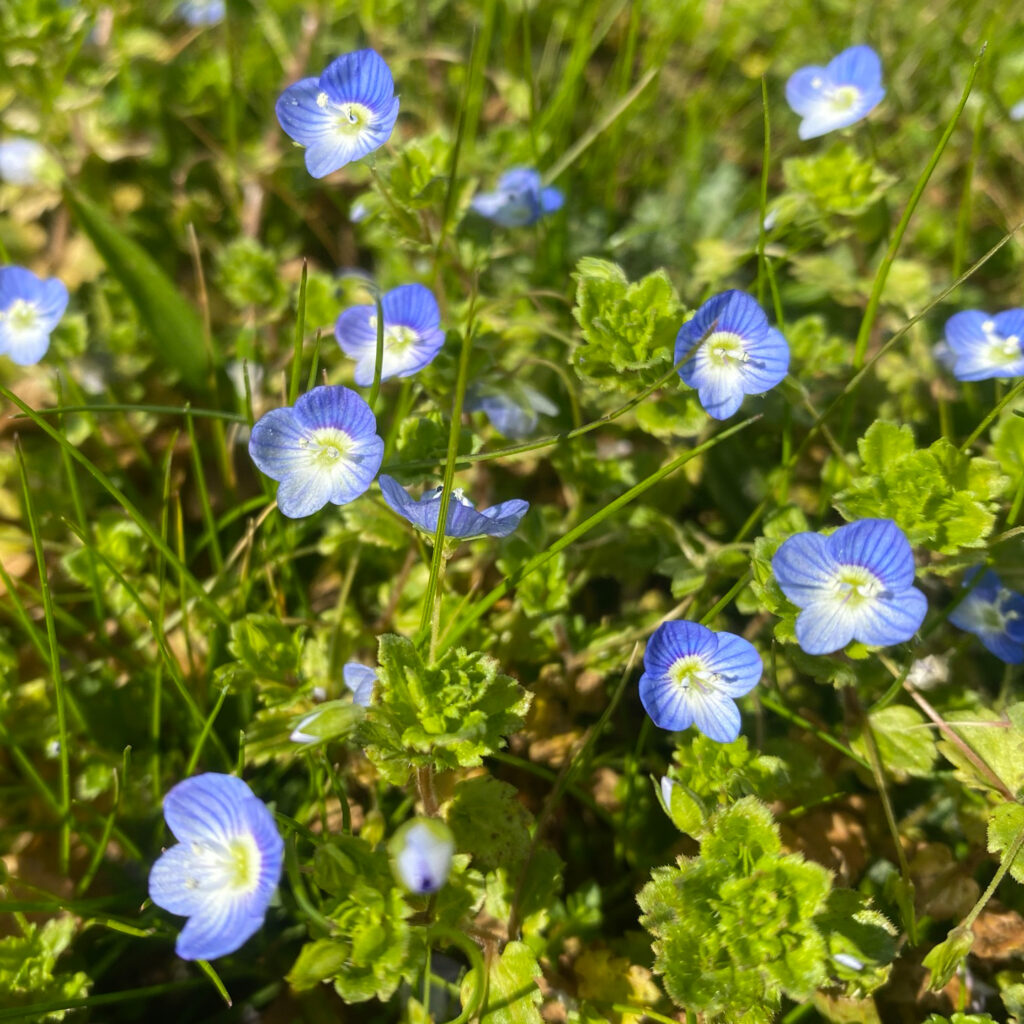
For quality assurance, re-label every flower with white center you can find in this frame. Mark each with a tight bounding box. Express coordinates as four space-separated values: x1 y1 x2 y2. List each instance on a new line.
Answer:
0 266 69 366
178 0 225 26
786 45 886 140
942 309 1024 381
334 283 444 386
378 475 529 540
470 167 564 228
275 49 400 178
639 620 762 742
389 818 455 894
674 290 789 420
343 662 376 707
465 381 559 439
148 773 283 961
772 518 927 656
949 568 1024 664
248 385 384 519
0 138 50 186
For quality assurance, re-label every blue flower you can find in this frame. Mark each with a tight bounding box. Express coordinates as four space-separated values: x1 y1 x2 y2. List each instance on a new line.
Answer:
275 50 399 178
0 138 49 186
389 818 455 894
343 662 376 706
674 290 789 420
772 518 927 655
335 283 444 386
0 266 69 366
249 385 384 519
148 773 283 961
379 475 528 540
949 568 1024 664
178 0 225 26
786 45 885 140
470 168 563 227
465 381 558 438
942 310 1024 381
639 621 762 742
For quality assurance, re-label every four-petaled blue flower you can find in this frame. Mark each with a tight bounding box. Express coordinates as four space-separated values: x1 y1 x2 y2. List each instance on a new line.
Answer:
335 283 444 386
0 266 69 366
674 290 789 420
379 475 529 539
249 386 384 519
0 138 49 186
772 518 927 655
949 568 1024 664
178 0 225 26
148 773 283 961
465 381 558 439
275 49 400 178
639 621 762 742
343 662 377 707
389 818 455 894
470 168 563 227
942 309 1024 381
786 45 886 140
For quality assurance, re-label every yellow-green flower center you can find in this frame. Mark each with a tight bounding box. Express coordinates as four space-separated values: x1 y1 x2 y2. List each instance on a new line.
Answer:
828 85 861 112
703 331 748 368
186 835 260 892
668 655 718 694
316 93 373 135
833 564 883 606
299 427 353 465
982 320 1021 365
3 298 38 333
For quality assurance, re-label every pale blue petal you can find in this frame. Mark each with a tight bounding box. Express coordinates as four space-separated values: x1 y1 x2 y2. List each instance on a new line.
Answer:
275 78 336 146
639 671 695 732
34 278 70 328
294 385 377 438
827 519 915 590
238 795 284 902
394 822 454 894
305 133 374 178
4 328 52 366
740 326 790 392
149 845 207 916
795 600 856 655
853 588 927 647
689 691 742 743
383 283 441 333
696 368 745 419
320 50 396 115
772 531 836 606
379 476 526 539
944 310 989 354
979 632 1024 664
335 304 377 360
343 663 377 706
706 633 763 697
163 774 257 846
993 309 1024 340
248 407 307 481
828 45 883 90
785 65 829 117
498 167 543 192
477 499 530 536
175 896 263 961
541 187 564 213
643 620 718 674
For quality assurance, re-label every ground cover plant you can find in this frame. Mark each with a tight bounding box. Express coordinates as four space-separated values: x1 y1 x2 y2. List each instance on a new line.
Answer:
3 0 1024 1021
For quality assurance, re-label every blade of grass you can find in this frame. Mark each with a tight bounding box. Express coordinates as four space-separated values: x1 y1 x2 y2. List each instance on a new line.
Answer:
852 44 986 368
288 260 308 404
17 440 71 872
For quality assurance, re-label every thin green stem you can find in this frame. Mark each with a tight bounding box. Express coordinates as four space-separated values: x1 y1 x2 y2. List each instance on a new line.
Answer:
960 377 1024 452
434 415 759 653
367 290 386 410
288 260 308 404
17 441 71 872
852 45 985 368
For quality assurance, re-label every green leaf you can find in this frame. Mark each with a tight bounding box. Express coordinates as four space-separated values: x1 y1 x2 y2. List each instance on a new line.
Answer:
936 702 1024 796
850 705 937 781
571 258 684 390
445 775 532 875
988 802 1024 884
0 917 91 1020
814 889 897 996
638 797 832 1021
360 635 531 784
461 942 543 1024
835 421 1006 555
65 189 213 388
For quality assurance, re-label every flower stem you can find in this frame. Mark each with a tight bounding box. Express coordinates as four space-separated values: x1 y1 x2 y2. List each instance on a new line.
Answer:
367 289 386 411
